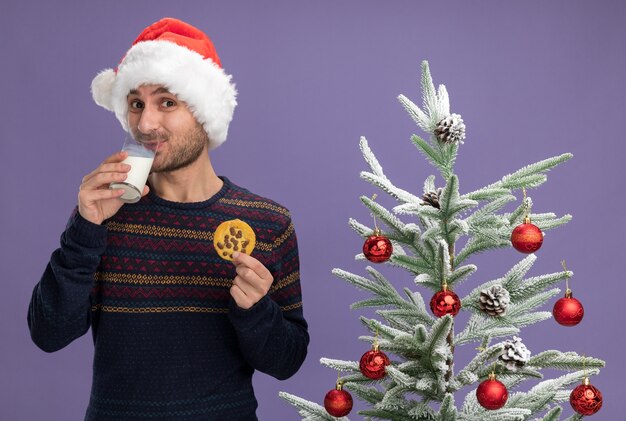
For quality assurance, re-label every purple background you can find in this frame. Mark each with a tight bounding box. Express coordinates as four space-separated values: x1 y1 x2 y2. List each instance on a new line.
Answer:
2 1 624 419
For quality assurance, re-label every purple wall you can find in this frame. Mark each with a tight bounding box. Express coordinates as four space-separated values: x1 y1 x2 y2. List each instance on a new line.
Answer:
2 1 624 419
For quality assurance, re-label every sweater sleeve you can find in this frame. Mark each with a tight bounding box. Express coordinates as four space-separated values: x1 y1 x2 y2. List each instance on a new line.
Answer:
28 210 108 352
227 219 309 380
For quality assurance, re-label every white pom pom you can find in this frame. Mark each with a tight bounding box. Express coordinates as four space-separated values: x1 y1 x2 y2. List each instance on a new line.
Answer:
90 69 116 111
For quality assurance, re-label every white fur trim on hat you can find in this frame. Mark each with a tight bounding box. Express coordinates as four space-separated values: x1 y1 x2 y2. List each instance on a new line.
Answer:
91 69 116 111
90 40 237 150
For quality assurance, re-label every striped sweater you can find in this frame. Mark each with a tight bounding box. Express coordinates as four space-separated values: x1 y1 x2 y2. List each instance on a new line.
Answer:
28 177 309 420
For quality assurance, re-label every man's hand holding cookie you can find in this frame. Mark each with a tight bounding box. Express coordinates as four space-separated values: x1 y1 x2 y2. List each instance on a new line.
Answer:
213 219 272 309
230 251 274 309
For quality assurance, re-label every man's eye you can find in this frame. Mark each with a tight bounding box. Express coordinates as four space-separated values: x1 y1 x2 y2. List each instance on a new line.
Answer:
162 99 176 108
130 100 144 109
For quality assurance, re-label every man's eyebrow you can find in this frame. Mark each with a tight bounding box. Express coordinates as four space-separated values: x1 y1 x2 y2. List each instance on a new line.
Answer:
152 87 171 95
127 87 172 96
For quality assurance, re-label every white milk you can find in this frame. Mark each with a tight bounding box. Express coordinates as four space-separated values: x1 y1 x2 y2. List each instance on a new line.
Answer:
110 155 154 203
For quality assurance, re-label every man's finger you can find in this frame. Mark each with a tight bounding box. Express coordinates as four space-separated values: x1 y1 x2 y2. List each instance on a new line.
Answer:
81 171 128 190
81 188 126 203
103 150 128 164
82 155 130 184
230 285 253 309
232 252 272 281
233 272 266 297
232 275 248 292
235 266 260 283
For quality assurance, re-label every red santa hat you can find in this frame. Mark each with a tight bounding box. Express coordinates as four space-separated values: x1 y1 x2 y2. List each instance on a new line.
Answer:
91 18 237 150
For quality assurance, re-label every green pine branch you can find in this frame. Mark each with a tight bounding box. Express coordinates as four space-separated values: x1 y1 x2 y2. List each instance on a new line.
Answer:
359 136 423 204
505 369 600 418
440 175 478 221
455 234 511 267
464 154 573 201
438 394 458 420
279 392 345 420
446 264 477 289
410 134 450 178
537 406 562 421
377 306 434 331
562 413 584 421
345 382 385 405
454 345 504 391
528 351 605 371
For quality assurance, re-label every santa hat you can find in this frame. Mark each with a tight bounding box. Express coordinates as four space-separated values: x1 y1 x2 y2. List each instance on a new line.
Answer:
91 18 237 150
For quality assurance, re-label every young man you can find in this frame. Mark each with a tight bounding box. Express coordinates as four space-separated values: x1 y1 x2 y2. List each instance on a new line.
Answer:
28 18 309 420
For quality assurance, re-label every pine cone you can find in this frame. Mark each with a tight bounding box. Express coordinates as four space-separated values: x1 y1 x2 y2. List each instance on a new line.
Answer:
422 188 442 208
478 285 510 316
434 113 466 144
499 336 531 371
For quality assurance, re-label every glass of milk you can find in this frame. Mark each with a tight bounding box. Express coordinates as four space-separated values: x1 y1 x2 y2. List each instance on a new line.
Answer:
109 132 159 203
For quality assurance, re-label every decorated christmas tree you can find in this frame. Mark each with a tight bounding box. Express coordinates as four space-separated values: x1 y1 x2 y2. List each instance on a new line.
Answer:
280 61 605 420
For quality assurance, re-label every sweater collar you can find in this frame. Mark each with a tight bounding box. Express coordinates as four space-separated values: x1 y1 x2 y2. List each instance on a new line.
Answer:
145 176 231 209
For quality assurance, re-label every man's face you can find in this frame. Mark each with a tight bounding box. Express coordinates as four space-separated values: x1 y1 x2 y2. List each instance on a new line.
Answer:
127 85 209 173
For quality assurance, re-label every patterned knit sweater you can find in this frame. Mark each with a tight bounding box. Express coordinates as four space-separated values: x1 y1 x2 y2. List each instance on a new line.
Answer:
28 177 309 421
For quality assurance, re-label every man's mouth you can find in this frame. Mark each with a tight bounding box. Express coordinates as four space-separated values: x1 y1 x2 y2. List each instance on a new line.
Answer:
141 141 165 152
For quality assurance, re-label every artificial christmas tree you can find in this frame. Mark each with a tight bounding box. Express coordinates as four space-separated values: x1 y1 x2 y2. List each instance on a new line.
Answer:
280 61 604 420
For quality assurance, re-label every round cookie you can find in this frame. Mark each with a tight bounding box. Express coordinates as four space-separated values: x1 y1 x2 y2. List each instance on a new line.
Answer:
213 219 256 261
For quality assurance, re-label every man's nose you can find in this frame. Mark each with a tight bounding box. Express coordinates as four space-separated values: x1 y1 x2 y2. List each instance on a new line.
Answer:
136 105 161 134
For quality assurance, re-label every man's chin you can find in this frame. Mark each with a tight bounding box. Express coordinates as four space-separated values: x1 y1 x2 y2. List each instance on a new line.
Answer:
150 158 196 174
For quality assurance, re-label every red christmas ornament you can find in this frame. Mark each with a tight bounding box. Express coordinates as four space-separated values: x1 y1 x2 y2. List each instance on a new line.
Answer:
511 217 543 253
430 286 461 317
324 382 353 417
359 345 390 380
570 377 603 415
553 290 584 326
363 229 393 263
476 374 508 410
